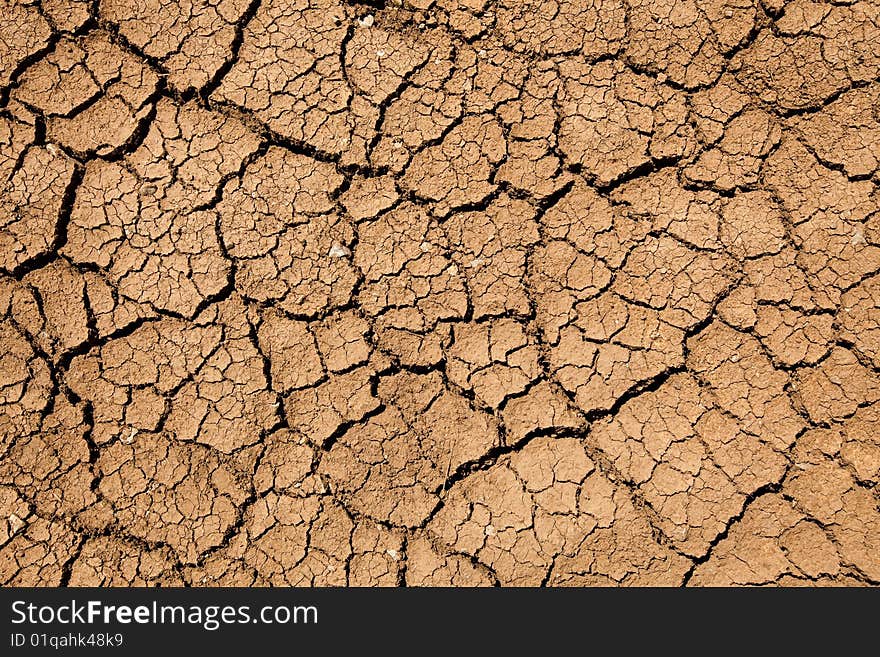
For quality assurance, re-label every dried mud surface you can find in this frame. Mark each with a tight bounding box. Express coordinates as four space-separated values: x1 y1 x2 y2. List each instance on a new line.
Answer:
1 0 880 587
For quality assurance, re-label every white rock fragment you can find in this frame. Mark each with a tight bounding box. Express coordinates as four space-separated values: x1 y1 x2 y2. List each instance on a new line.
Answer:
9 514 26 535
387 549 399 560
329 243 351 258
485 524 495 536
852 227 867 246
358 14 374 27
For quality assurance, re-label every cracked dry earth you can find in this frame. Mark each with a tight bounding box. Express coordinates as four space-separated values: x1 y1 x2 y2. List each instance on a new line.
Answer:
1 0 880 589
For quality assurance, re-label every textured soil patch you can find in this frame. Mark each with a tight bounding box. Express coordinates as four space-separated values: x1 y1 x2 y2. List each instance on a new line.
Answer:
2 0 880 587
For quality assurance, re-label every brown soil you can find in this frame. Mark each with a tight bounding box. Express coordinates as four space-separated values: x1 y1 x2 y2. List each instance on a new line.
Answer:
1 0 879 587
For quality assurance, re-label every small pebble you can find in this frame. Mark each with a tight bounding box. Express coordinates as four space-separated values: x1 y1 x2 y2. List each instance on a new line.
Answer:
329 243 351 258
8 514 26 535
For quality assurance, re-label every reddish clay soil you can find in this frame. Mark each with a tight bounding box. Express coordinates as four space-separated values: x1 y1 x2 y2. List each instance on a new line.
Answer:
2 0 880 586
